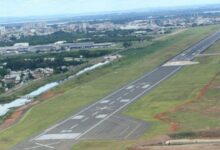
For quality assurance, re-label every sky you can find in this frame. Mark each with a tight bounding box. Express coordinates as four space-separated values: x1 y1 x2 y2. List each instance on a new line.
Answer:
0 0 220 17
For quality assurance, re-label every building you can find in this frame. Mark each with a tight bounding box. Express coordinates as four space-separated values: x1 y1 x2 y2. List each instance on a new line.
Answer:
14 43 29 47
0 26 6 35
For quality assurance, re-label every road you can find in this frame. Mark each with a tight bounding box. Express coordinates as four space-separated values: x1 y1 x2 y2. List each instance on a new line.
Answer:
12 30 220 150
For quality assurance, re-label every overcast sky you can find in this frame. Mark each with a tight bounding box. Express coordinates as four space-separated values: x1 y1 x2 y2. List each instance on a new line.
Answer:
0 0 220 17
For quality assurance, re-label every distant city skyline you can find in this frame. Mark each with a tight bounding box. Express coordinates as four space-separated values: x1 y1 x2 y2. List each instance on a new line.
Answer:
0 0 220 17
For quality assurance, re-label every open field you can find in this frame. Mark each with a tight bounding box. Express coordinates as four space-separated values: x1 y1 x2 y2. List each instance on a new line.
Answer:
167 45 220 134
0 25 219 150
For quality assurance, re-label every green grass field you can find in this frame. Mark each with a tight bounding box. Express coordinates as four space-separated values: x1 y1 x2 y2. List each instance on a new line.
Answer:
0 25 219 150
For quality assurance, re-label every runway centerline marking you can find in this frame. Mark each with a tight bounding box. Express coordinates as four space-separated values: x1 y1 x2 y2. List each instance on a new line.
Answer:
95 106 113 111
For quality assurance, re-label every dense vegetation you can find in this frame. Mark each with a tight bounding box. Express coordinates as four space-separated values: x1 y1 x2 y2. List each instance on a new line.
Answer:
0 30 153 46
0 68 7 77
1 50 111 71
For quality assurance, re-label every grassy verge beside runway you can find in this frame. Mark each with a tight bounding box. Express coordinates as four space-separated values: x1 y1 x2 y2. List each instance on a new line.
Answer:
0 25 219 150
72 37 220 149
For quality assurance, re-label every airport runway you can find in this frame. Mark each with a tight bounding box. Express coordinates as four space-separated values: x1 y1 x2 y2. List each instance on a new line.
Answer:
12 30 220 150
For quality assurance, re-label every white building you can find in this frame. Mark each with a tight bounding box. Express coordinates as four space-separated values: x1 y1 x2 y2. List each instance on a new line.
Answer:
0 26 6 35
14 43 29 47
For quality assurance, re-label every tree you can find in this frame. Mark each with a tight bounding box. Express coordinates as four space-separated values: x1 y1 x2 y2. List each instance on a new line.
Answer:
0 68 7 77
123 42 132 48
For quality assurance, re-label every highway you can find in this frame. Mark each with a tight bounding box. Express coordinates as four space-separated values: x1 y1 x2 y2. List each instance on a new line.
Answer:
12 30 220 150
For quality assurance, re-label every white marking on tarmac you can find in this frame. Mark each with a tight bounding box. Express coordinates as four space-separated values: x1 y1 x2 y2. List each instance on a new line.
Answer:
120 99 130 103
125 124 142 139
70 124 79 130
119 126 130 136
35 143 55 149
126 85 134 90
82 117 89 122
36 133 81 140
95 114 107 119
96 106 112 111
25 142 60 150
100 100 110 104
61 130 72 133
92 111 99 116
72 115 84 120
142 84 150 89
124 93 128 96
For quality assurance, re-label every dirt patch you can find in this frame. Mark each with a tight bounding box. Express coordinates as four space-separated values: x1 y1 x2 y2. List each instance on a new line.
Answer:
0 91 62 132
39 91 59 100
154 73 219 132
0 101 39 131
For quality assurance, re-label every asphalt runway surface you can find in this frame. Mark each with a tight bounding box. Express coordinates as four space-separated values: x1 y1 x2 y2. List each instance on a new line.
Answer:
12 30 220 150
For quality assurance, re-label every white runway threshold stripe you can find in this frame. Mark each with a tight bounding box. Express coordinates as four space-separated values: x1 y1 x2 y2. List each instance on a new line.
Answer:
36 133 81 140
